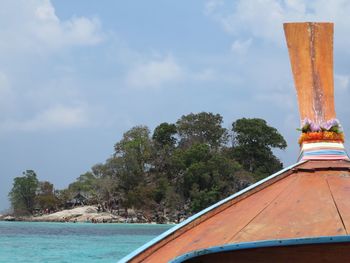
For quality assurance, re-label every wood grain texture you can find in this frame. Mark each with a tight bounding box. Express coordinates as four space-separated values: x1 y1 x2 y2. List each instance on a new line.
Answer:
127 161 350 262
284 22 335 124
230 171 346 243
140 175 297 263
128 168 296 262
326 174 350 232
295 160 350 171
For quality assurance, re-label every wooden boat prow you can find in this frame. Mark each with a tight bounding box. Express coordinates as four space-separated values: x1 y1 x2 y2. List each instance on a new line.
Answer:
120 22 350 263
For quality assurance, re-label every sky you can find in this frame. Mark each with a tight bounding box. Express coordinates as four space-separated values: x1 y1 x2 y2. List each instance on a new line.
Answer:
2 0 350 210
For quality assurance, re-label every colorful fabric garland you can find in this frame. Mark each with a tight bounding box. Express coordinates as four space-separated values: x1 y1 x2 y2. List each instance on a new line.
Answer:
297 119 349 161
298 131 344 145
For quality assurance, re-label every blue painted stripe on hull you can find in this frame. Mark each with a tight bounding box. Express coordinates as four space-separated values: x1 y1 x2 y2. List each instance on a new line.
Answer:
170 235 350 263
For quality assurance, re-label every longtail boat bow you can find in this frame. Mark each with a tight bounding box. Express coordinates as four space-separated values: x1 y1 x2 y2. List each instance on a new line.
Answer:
120 22 350 263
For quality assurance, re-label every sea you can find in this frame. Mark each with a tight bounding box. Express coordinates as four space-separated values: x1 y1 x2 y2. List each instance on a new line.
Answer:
0 221 173 262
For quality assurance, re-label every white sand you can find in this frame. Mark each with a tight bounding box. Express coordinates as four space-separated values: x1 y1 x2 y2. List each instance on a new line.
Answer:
30 206 124 223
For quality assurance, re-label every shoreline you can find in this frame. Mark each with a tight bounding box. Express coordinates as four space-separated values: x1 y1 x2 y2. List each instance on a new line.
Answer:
0 206 178 224
0 220 175 225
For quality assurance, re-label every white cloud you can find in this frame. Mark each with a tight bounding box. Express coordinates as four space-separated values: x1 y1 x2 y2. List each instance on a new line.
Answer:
335 74 349 92
34 104 88 128
126 55 184 89
1 104 89 132
204 0 224 15
0 0 103 54
205 0 286 44
204 0 350 48
0 1 105 133
33 14 103 49
35 0 59 22
203 0 350 119
231 38 252 54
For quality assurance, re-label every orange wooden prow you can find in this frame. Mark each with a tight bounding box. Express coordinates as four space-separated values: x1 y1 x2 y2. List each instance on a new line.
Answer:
121 23 350 263
284 22 335 125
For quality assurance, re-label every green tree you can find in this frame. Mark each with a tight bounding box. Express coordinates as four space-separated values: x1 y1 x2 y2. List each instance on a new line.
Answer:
55 189 73 208
36 181 57 211
152 122 177 148
68 170 105 206
115 125 152 175
8 170 39 215
232 118 287 180
114 126 153 210
151 123 178 185
173 143 252 213
54 114 286 221
93 159 122 211
68 172 97 194
176 112 228 148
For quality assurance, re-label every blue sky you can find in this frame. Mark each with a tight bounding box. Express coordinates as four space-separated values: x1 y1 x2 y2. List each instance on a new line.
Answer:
2 0 350 210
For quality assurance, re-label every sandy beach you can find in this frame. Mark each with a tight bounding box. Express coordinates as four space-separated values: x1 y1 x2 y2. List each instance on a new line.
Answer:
1 206 149 223
0 206 178 224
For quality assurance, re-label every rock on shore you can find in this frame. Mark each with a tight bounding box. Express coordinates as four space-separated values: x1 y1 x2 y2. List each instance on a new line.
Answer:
0 206 180 224
28 206 128 223
2 215 15 221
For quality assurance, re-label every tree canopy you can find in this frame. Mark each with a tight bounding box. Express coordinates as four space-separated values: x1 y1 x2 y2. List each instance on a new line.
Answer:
9 113 287 221
176 112 228 148
232 118 287 179
153 122 177 148
9 170 39 215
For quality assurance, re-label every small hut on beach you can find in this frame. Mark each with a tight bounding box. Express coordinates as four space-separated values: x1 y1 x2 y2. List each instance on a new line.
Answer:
120 22 350 263
65 192 88 208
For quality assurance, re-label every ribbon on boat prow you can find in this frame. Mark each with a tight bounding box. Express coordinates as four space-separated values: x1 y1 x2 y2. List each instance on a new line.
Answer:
283 22 349 161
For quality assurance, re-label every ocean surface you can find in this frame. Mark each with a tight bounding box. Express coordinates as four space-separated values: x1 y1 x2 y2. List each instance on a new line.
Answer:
0 221 173 262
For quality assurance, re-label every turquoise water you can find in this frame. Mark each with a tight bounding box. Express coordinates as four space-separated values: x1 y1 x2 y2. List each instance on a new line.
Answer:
0 221 172 262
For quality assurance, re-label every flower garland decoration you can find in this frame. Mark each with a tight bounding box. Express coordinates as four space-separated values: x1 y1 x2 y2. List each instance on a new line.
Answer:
298 118 345 145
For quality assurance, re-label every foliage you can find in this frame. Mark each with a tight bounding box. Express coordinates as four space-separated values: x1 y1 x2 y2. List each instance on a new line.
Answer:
68 172 97 195
114 126 153 210
36 181 57 210
176 143 251 212
9 113 287 221
8 170 39 215
232 118 287 180
299 118 343 133
152 122 177 148
55 189 73 208
176 112 228 148
232 118 287 149
298 131 344 145
297 117 345 145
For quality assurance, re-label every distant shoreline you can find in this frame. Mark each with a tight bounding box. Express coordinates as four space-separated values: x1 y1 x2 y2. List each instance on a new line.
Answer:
0 206 178 224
